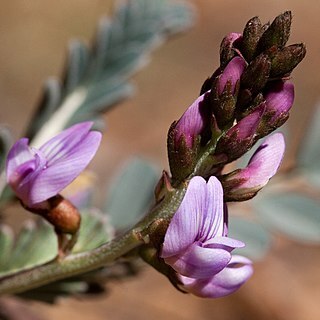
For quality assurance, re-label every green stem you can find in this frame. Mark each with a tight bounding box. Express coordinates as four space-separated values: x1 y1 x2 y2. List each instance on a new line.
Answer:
0 186 187 295
0 229 141 294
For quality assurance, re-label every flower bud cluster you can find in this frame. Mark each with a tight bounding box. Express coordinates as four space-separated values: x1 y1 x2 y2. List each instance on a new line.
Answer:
167 11 305 196
160 12 305 298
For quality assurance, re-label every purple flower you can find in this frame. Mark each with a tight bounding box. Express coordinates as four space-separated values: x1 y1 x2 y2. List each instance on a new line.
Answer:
174 92 210 149
264 81 294 121
222 133 285 201
218 56 247 95
215 103 265 162
161 176 253 298
6 122 101 207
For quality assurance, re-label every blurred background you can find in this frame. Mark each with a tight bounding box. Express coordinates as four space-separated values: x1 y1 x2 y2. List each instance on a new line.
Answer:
0 0 319 319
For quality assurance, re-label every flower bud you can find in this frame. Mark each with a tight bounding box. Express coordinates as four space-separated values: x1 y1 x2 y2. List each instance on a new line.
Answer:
215 104 265 164
211 57 247 127
240 54 271 98
270 43 306 78
218 57 247 95
167 92 212 181
241 16 263 61
220 33 243 68
221 133 285 201
257 81 294 137
256 11 292 53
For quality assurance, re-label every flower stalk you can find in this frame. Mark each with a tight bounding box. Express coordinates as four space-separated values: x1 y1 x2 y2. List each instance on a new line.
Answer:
0 183 187 294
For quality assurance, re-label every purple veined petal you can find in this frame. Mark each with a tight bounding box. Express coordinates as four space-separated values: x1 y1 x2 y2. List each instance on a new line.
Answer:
6 138 34 182
13 150 48 205
39 122 94 165
265 81 294 120
218 56 247 95
199 176 224 241
179 255 253 298
7 159 36 204
164 241 232 279
161 176 207 258
237 132 285 189
174 93 209 148
204 236 245 251
226 103 265 140
26 131 102 205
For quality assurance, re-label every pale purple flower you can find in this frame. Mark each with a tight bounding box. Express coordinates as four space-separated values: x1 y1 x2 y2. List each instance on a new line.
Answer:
215 103 265 162
227 103 265 140
222 133 285 199
174 93 209 148
264 81 294 121
6 122 102 207
161 176 253 298
218 56 247 95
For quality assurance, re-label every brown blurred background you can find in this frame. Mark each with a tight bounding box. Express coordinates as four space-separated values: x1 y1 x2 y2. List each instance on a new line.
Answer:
0 0 320 319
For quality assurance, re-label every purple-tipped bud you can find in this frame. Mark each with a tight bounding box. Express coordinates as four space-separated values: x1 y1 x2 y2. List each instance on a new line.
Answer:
265 81 294 120
220 33 243 68
215 104 265 163
168 92 212 181
210 57 246 127
256 81 294 138
222 133 285 201
218 57 247 95
174 94 209 148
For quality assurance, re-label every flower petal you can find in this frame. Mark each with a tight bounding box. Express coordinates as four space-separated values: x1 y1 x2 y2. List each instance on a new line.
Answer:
218 56 247 94
228 103 265 140
6 138 34 181
179 255 253 298
161 176 208 258
199 176 224 240
164 241 232 279
204 236 245 251
39 122 94 165
265 81 294 120
243 132 285 187
175 93 210 148
27 131 102 205
232 132 285 191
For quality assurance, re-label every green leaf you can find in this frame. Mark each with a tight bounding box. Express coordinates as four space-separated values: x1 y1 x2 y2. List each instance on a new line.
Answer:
72 209 114 253
25 0 194 142
0 208 115 276
228 215 271 261
254 193 320 243
104 158 159 230
0 220 57 276
0 225 14 269
63 40 90 94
